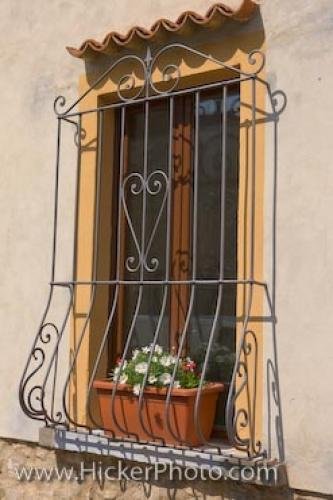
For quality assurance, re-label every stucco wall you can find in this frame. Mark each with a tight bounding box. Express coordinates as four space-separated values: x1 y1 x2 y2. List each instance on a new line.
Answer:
0 0 333 496
261 0 333 495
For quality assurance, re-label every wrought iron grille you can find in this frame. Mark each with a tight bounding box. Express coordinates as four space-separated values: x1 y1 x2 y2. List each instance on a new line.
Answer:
19 43 276 460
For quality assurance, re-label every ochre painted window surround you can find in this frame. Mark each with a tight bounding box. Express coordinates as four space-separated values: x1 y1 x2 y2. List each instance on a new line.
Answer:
69 38 266 454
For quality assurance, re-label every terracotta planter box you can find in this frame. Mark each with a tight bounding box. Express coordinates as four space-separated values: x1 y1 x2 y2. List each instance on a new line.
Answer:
93 379 224 446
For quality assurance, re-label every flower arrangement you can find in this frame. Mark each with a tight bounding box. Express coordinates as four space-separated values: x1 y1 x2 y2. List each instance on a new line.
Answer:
109 344 201 396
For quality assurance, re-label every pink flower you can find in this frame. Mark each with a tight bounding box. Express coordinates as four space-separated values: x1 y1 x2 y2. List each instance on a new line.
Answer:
184 359 196 372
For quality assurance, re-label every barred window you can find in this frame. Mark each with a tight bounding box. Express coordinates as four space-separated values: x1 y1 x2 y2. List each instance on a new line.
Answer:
106 86 240 432
20 44 269 459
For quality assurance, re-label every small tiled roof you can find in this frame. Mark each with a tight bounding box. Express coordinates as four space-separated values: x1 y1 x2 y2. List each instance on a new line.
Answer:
67 1 259 59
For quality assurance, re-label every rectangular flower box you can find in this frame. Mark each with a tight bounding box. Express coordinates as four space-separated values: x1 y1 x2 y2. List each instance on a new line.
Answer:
93 379 225 446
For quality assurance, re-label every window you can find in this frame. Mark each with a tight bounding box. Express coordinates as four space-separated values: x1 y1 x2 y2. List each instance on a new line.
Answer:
107 87 240 431
20 43 267 459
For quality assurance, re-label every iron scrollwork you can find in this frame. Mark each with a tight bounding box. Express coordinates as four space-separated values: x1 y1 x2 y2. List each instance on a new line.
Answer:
122 169 169 274
19 42 271 460
19 321 60 420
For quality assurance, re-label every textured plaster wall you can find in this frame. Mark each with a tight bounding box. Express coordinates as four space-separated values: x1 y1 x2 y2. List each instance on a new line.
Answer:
0 0 333 496
261 0 333 495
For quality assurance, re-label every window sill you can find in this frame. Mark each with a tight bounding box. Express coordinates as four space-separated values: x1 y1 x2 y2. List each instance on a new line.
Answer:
39 427 286 487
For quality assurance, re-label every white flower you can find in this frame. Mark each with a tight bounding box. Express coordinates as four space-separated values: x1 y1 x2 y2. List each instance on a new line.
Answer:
154 344 163 355
173 380 181 388
160 355 175 367
112 366 120 381
159 373 172 386
133 384 141 396
148 375 157 384
142 346 151 354
119 374 128 385
135 362 148 374
132 349 140 360
152 356 158 363
122 360 128 369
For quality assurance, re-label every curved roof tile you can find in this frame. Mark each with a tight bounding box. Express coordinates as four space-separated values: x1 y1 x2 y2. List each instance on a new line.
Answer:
67 1 259 59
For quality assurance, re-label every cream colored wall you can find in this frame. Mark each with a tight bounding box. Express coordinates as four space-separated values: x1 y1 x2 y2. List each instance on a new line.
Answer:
260 0 333 495
0 0 333 496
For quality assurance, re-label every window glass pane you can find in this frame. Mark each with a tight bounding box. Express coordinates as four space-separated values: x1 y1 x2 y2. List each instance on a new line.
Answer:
123 101 169 349
190 85 240 394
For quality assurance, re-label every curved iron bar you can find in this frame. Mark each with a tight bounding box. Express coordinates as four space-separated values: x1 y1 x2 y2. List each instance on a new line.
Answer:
116 72 145 102
110 285 144 440
267 357 282 460
39 285 74 426
60 116 87 147
164 286 197 446
244 328 261 455
149 44 264 98
149 63 181 96
46 322 62 424
136 285 169 443
54 54 147 116
62 287 98 431
225 284 260 455
143 170 169 273
122 169 169 274
193 285 224 450
84 285 120 433
19 289 54 420
19 116 62 422
247 50 266 76
37 109 86 428
122 173 144 273
53 44 266 118
229 362 250 448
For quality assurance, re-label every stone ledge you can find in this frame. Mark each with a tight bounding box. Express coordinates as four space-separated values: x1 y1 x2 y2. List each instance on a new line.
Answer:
40 427 288 487
0 436 328 499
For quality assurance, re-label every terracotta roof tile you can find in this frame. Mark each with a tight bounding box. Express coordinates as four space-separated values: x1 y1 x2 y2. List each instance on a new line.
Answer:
67 1 259 59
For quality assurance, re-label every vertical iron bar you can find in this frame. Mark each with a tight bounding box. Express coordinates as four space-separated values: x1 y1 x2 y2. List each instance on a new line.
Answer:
62 110 104 430
134 94 170 442
61 114 82 427
193 85 228 448
38 116 76 426
165 97 174 280
225 77 256 455
86 106 126 431
140 99 149 280
131 98 174 442
51 117 62 282
248 76 257 453
164 91 200 444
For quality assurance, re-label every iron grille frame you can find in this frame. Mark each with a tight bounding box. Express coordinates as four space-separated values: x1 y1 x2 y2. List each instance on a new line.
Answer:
19 43 279 461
